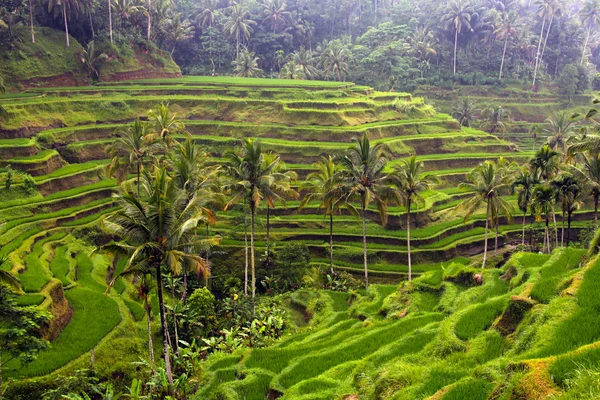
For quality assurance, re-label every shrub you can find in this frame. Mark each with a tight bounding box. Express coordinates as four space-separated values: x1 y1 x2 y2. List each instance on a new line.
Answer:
188 287 216 318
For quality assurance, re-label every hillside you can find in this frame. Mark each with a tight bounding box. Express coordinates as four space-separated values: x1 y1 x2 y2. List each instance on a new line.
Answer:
0 27 181 90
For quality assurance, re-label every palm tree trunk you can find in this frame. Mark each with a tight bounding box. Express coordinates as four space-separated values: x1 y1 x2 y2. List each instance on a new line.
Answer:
581 26 591 66
482 211 489 269
137 163 141 197
89 11 95 39
63 4 70 47
170 276 179 353
108 0 113 44
495 222 499 255
244 206 248 296
522 211 526 246
567 211 572 246
453 27 458 75
552 210 558 249
546 215 551 253
499 34 508 79
329 211 334 275
407 200 412 281
145 303 154 370
361 201 368 287
266 205 270 266
155 264 173 384
595 194 599 227
540 14 553 63
561 208 565 247
147 0 152 41
29 0 35 43
532 16 546 89
250 202 256 305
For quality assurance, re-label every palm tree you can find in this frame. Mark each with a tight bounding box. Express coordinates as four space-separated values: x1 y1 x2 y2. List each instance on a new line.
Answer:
106 118 156 196
81 40 108 79
300 156 355 275
565 188 583 246
407 26 437 64
47 0 83 46
544 111 577 155
512 169 539 246
442 0 474 75
530 144 561 181
196 0 219 30
581 0 600 65
532 0 560 88
480 105 511 139
222 139 285 302
147 103 184 149
138 274 154 369
452 98 480 127
161 13 194 55
223 4 256 57
458 160 514 268
494 10 520 79
292 46 319 79
551 174 582 246
261 0 290 33
321 41 351 82
112 0 144 37
532 184 555 253
336 136 393 287
232 48 264 78
391 156 439 281
108 0 113 44
98 167 211 385
571 152 600 226
28 0 35 43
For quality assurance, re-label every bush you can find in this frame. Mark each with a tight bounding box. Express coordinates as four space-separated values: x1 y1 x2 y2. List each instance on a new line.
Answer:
273 241 310 283
188 287 216 318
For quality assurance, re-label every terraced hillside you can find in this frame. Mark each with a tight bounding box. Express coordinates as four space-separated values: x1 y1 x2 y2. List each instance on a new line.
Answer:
197 247 600 399
1 77 596 387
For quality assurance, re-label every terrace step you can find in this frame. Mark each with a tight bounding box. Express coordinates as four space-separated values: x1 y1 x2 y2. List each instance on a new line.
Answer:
0 150 63 176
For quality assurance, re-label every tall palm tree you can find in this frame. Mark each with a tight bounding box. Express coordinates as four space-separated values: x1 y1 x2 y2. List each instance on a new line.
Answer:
532 0 560 88
147 103 184 149
106 118 156 196
565 188 583 246
160 13 194 55
336 136 393 287
532 184 555 253
571 152 600 226
551 174 582 246
98 167 211 385
512 169 539 246
222 139 285 302
407 26 437 64
321 41 351 82
261 0 290 33
494 10 520 79
47 0 82 46
458 160 514 268
28 0 35 43
300 156 355 275
195 0 219 30
530 144 561 181
452 98 480 127
581 0 600 65
442 0 474 75
480 105 511 139
544 111 577 155
391 156 439 281
223 4 256 57
138 274 154 369
292 46 319 79
232 48 264 77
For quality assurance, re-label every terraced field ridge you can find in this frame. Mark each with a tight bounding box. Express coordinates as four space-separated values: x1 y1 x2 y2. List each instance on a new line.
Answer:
2 77 594 390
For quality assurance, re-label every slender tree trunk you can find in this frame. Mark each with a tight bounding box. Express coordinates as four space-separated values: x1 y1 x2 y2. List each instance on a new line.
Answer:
567 211 572 246
495 222 499 255
595 194 599 227
29 0 35 43
453 27 458 75
522 211 526 246
181 264 187 304
552 210 558 248
266 205 270 265
546 215 551 253
146 303 155 370
244 207 248 296
407 200 412 281
329 211 334 275
499 34 508 79
361 200 368 287
155 264 173 385
250 202 256 305
581 26 591 66
108 0 113 44
561 208 565 247
532 17 546 89
89 11 95 39
170 276 179 353
147 0 152 41
63 4 70 47
137 163 141 197
482 210 489 269
540 14 553 64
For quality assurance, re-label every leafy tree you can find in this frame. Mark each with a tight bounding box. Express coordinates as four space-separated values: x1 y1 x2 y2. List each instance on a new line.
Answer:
530 144 560 181
46 0 83 46
0 284 49 398
452 97 479 127
232 47 264 77
321 40 351 81
391 156 439 281
512 169 539 246
161 13 194 55
261 0 290 33
336 136 394 287
580 0 600 65
480 105 511 139
551 173 582 246
442 0 474 75
495 10 520 79
532 184 556 253
275 241 310 283
147 103 185 148
555 64 580 102
292 46 319 79
80 40 108 79
544 111 577 154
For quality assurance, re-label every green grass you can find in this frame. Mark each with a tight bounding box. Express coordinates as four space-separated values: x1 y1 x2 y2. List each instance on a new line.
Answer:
20 233 65 292
50 245 72 286
530 248 586 303
454 297 508 340
441 378 494 400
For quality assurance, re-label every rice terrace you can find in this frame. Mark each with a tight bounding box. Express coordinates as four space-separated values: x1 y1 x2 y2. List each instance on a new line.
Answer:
3 0 600 399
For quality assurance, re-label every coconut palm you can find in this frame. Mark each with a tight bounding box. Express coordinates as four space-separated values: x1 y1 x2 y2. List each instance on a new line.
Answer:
137 274 154 369
112 0 144 37
512 169 539 246
565 187 584 246
551 174 582 246
195 0 219 30
480 105 511 139
292 46 319 79
47 0 83 46
530 144 561 181
81 40 108 79
300 156 356 275
261 0 290 33
223 4 256 57
391 156 439 281
494 10 520 79
532 184 555 253
280 60 305 80
222 139 287 302
458 160 514 268
544 111 577 155
336 136 394 287
98 167 211 385
452 98 480 127
571 152 600 226
407 26 437 64
581 0 600 65
441 0 475 75
321 41 351 82
147 103 185 149
232 47 264 78
161 13 194 55
533 0 560 88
